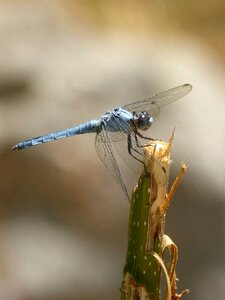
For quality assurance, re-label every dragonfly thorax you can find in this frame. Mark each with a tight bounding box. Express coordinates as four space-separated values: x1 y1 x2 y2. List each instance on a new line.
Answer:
135 111 153 131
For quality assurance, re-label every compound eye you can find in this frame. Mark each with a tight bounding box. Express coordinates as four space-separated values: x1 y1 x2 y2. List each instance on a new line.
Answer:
137 112 153 130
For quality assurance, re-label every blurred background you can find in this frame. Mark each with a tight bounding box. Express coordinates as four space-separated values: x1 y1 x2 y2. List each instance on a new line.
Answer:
0 0 224 299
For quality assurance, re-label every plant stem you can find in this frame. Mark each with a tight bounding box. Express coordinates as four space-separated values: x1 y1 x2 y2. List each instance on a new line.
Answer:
120 132 189 300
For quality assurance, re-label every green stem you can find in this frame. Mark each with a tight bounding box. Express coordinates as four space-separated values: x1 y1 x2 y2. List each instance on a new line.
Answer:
120 135 189 300
121 175 162 300
120 137 173 300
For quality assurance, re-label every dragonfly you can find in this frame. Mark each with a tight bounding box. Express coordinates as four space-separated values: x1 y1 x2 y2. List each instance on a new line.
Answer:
12 84 192 201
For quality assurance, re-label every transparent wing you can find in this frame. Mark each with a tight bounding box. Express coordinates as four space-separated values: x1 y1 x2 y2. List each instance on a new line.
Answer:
104 115 144 173
122 84 192 118
108 130 143 172
94 126 130 201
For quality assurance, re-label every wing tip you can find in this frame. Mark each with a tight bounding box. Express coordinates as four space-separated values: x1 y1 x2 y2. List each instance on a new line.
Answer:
183 83 193 92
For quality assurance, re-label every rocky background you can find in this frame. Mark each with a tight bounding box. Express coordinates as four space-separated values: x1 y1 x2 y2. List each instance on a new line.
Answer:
0 1 224 299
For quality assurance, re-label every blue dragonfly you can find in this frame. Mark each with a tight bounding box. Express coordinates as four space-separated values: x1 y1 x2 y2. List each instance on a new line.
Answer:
12 84 192 201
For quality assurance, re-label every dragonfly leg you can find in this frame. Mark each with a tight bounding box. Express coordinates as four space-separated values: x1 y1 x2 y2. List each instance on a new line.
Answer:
136 131 155 141
127 134 148 173
134 132 157 151
134 134 144 148
127 134 142 157
133 133 149 149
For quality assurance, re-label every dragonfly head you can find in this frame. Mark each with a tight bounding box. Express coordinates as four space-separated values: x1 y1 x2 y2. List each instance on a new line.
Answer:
136 111 153 131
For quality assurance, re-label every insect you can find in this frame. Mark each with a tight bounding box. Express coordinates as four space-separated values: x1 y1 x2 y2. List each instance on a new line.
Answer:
12 84 192 200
